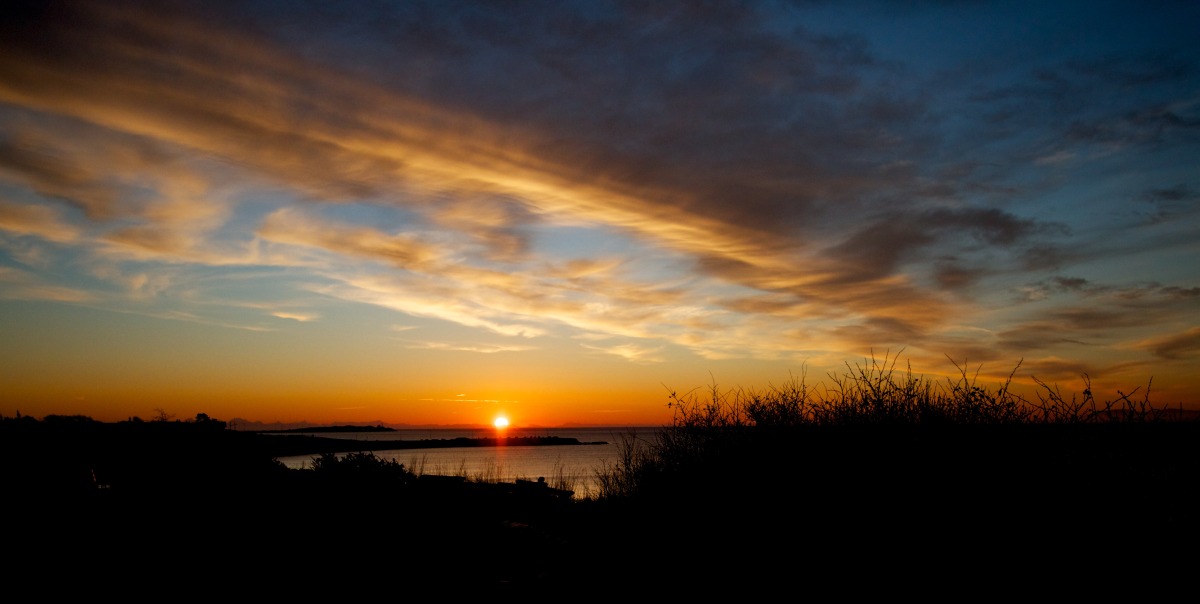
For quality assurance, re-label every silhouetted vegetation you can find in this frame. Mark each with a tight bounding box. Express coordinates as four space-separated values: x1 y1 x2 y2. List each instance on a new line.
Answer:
578 352 1200 592
594 352 1197 501
4 353 1198 594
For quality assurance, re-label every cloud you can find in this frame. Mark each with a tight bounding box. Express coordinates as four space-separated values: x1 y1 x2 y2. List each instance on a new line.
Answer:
272 311 318 322
0 128 125 220
258 208 444 270
0 1 1195 373
1013 276 1106 302
1134 327 1200 360
996 279 1200 360
831 317 926 350
1138 183 1200 225
1035 151 1075 165
0 266 93 302
820 207 1053 288
0 109 243 267
0 6 1081 293
1065 98 1200 149
399 340 536 354
995 322 1091 353
428 195 537 262
0 199 80 243
582 342 666 364
1141 184 1197 203
1018 357 1096 384
319 274 548 339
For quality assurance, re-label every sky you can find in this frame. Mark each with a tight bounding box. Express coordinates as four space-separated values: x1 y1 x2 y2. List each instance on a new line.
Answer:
1 0 1197 427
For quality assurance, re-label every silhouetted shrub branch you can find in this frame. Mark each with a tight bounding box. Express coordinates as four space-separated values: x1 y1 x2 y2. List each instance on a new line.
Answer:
595 350 1193 502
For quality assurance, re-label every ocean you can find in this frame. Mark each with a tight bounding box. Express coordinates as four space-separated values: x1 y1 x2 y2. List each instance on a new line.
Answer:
270 426 658 499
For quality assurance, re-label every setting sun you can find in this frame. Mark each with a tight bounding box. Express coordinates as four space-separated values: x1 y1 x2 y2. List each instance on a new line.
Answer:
494 416 510 429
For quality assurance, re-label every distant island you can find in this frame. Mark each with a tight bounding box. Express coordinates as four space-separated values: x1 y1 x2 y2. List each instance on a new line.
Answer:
260 433 607 457
249 425 612 457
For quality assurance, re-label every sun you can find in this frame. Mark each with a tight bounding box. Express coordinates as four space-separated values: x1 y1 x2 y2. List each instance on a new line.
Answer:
493 416 509 429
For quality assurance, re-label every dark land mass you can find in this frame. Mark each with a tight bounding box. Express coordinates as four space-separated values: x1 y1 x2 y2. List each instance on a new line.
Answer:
258 424 398 433
4 415 1198 597
261 434 607 457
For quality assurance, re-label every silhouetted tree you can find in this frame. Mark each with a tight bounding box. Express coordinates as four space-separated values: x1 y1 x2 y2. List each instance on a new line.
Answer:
192 413 227 431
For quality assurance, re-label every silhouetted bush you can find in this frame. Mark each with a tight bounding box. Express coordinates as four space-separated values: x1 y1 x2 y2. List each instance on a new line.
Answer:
306 450 415 484
584 350 1200 588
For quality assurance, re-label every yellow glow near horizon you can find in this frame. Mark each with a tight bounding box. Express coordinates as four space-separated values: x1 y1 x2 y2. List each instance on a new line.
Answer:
494 416 509 429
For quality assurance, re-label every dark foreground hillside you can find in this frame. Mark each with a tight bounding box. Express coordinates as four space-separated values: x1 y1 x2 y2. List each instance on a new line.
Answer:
2 417 589 594
4 415 1199 597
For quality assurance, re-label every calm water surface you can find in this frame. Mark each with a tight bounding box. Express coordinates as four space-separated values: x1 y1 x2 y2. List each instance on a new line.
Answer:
271 427 658 499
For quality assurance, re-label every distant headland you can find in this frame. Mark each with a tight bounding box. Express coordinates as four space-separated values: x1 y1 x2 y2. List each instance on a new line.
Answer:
260 433 608 457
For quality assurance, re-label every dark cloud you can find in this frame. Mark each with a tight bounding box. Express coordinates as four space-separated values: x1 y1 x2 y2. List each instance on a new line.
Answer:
830 316 924 348
821 217 935 281
1110 283 1200 305
822 207 1053 287
1142 184 1197 203
925 343 1013 370
0 112 181 219
1066 103 1200 148
1 0 1196 376
1139 327 1200 360
995 322 1091 353
1019 245 1068 273
932 260 986 290
0 137 117 216
1048 307 1157 331
1005 279 1199 361
0 1 1108 278
1138 184 1199 225
1068 54 1195 90
1015 276 1108 302
0 2 436 204
1161 286 1200 300
1050 276 1091 291
201 0 926 239
1019 357 1095 384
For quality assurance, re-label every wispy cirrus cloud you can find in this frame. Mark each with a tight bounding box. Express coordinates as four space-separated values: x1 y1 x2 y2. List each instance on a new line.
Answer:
0 199 80 243
582 342 666 364
398 340 536 355
0 0 1196 394
271 311 319 322
0 265 93 302
1133 327 1200 361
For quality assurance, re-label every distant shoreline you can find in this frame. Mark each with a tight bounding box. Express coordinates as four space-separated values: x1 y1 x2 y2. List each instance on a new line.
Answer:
256 425 397 434
236 422 660 432
261 434 608 457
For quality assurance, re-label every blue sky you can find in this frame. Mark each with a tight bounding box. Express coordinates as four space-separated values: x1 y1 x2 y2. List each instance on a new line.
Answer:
1 0 1197 425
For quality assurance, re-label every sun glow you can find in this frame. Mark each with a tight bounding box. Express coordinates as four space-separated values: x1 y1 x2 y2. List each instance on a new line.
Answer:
493 416 509 429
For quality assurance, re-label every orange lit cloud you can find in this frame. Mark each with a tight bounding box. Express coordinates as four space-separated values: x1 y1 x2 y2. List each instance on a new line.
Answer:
1 1 1197 423
0 200 80 243
1134 327 1200 360
581 343 667 364
271 311 319 322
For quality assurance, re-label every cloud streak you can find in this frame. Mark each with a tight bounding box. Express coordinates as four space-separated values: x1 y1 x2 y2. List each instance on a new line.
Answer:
1 1 1197 417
